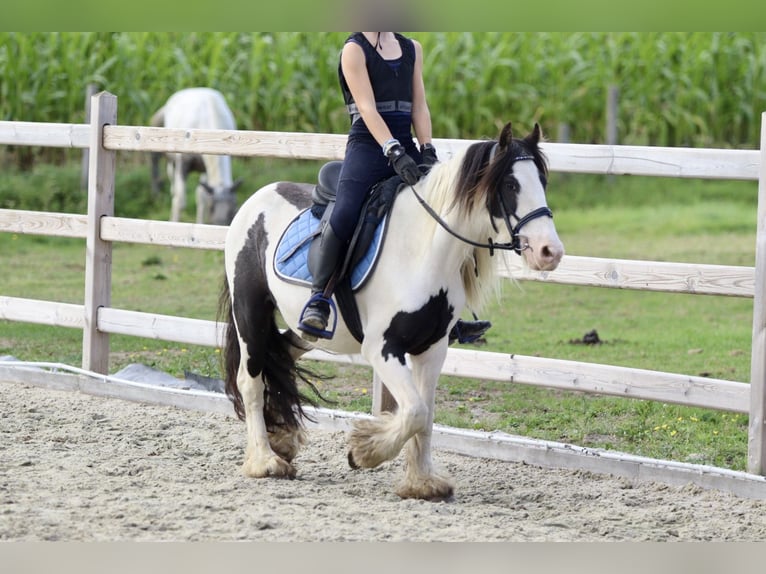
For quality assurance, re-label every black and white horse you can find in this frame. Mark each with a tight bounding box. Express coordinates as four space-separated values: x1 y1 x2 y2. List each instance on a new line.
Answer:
218 123 564 500
151 88 241 225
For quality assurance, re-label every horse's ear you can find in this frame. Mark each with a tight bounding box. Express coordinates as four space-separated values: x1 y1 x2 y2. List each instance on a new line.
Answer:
498 122 514 151
525 123 543 146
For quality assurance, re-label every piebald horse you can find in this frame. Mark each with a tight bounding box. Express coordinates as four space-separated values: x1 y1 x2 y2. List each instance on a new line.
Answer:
218 123 564 500
150 87 241 225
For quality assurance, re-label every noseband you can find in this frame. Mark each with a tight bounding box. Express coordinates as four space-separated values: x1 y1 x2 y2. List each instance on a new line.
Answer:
409 153 553 256
494 154 553 255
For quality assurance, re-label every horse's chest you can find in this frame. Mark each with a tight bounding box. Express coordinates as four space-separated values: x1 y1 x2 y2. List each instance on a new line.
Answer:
380 288 454 366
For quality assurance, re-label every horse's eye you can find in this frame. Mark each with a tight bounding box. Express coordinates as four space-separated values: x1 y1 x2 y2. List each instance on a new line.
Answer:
505 177 519 191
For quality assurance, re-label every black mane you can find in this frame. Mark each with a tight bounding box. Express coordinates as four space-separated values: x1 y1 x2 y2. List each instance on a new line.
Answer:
453 123 548 216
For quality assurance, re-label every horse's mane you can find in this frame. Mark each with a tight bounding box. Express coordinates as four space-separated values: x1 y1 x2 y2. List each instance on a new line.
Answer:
417 124 548 312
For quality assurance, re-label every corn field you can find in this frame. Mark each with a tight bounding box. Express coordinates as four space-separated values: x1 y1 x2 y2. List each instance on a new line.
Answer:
1 32 765 163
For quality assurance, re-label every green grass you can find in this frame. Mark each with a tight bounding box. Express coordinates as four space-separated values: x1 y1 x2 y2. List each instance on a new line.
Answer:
0 161 759 471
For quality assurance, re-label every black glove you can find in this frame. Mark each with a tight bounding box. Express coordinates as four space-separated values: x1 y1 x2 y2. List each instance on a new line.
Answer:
385 143 421 186
420 143 438 166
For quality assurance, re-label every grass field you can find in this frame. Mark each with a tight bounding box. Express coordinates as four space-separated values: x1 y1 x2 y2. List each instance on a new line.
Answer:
0 158 759 470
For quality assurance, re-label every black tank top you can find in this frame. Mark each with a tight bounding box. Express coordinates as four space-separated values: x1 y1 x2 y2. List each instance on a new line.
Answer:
338 32 416 126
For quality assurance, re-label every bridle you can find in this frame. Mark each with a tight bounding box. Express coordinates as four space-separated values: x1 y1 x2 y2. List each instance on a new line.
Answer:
408 153 553 256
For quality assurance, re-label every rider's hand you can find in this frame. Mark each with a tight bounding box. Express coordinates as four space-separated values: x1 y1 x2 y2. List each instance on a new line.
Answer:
420 143 438 166
385 142 421 186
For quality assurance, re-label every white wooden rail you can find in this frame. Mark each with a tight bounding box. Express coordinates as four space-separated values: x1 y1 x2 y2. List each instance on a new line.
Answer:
0 92 764 476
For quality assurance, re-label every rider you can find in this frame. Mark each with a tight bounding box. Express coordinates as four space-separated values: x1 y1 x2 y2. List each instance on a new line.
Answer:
298 32 490 344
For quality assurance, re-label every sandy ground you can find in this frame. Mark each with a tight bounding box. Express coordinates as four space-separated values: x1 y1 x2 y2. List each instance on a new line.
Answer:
2 381 766 542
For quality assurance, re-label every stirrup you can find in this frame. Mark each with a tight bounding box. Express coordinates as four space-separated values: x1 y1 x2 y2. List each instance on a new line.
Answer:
298 293 338 340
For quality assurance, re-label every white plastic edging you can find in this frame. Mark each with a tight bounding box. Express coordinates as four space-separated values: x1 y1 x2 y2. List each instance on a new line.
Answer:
1 361 765 501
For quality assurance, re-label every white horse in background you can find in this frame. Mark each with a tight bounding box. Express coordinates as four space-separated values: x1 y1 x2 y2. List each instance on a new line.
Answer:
151 87 242 225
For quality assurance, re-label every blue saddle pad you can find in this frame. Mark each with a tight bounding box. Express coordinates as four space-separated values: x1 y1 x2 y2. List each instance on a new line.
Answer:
274 208 386 292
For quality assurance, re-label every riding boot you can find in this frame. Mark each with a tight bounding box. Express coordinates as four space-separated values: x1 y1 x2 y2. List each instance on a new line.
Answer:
448 319 492 345
299 224 346 339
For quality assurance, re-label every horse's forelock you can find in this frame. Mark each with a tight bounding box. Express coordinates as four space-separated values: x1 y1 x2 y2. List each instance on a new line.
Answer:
452 130 547 212
454 134 548 225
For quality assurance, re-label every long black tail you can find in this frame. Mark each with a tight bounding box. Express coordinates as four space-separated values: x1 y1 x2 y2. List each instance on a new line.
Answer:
217 276 321 428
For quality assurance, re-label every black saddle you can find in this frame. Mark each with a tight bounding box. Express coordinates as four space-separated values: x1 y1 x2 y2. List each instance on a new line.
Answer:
311 160 343 215
309 161 404 279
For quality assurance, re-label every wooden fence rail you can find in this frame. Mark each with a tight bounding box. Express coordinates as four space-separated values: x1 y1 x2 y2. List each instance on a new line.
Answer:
0 91 764 476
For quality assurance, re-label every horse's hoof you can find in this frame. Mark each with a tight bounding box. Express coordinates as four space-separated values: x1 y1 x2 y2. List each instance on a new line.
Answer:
242 455 296 479
269 427 307 463
347 450 360 470
396 477 455 502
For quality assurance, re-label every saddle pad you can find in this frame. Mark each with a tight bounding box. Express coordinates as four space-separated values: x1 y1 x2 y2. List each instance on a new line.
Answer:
274 208 386 292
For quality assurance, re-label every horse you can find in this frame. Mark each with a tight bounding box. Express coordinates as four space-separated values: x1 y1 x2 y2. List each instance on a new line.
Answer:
218 122 564 501
150 87 242 225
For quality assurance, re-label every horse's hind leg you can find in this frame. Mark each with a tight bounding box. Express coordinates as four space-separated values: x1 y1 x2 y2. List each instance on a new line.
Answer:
223 209 311 479
261 330 313 463
236 354 297 479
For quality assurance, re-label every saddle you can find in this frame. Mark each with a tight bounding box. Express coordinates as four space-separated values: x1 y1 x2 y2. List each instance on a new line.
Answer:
274 161 406 342
312 161 405 278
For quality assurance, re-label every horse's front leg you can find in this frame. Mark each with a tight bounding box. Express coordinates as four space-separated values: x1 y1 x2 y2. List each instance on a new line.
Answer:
195 175 211 224
169 156 186 222
397 342 454 501
347 349 427 472
237 360 296 479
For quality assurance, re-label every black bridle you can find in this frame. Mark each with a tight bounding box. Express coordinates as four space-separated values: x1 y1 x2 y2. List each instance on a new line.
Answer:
409 154 553 256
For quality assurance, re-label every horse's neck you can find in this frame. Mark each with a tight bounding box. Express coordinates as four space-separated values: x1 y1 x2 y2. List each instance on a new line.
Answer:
393 183 487 273
389 165 498 311
416 161 494 249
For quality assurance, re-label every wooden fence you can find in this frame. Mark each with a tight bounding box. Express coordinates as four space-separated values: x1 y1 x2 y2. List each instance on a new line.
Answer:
1 91 765 478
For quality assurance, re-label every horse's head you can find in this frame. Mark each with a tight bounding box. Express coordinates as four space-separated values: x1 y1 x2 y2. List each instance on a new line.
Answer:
457 122 564 271
200 179 242 225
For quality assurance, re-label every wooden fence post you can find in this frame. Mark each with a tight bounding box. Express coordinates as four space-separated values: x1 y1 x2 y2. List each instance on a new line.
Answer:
80 83 98 191
749 112 766 475
82 92 117 374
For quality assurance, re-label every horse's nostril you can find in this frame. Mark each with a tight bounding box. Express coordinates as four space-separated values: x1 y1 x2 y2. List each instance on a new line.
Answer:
542 245 557 260
539 243 564 266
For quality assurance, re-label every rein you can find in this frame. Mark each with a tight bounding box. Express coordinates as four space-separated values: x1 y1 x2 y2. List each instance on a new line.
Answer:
408 155 553 256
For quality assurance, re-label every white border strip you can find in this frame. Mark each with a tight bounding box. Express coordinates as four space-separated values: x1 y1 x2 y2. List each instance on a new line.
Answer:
2 361 765 500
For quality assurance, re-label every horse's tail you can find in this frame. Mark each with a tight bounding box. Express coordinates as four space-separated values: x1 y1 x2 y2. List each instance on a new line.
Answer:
218 277 244 419
149 106 165 195
217 275 322 427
